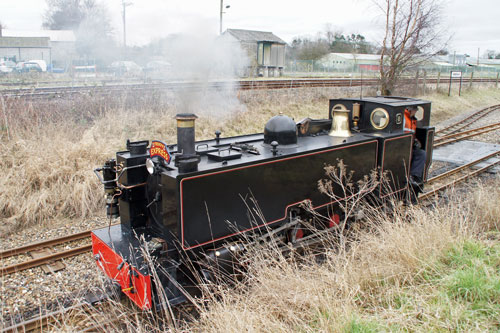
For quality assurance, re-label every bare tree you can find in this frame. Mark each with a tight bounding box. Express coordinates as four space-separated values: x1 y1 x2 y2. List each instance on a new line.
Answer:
376 0 447 95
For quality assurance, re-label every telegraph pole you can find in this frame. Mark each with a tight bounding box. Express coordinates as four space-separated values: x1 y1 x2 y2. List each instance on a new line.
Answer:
220 0 223 34
122 0 133 48
219 0 230 35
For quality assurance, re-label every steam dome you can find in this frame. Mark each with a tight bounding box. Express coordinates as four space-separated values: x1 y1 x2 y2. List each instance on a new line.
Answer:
264 115 297 145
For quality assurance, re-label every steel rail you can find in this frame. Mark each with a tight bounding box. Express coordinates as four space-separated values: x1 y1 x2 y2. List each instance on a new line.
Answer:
435 105 500 136
426 151 500 184
0 230 91 259
434 120 500 143
0 301 103 333
434 123 500 147
1 77 497 100
420 159 500 200
437 105 500 136
0 244 92 276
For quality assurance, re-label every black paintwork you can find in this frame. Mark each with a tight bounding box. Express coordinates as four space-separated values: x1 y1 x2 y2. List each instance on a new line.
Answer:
95 96 436 307
178 134 378 248
116 151 149 229
329 97 432 133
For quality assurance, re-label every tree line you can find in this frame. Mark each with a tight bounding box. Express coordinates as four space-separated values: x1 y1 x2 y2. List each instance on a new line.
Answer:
288 30 376 61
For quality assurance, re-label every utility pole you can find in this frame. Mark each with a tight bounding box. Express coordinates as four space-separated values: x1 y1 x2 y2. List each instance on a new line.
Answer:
219 0 230 35
122 0 133 48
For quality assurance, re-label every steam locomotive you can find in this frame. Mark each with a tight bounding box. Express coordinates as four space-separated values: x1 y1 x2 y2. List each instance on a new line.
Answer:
91 96 434 310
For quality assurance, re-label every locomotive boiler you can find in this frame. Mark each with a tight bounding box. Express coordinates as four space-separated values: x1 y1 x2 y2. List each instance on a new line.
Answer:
91 96 434 310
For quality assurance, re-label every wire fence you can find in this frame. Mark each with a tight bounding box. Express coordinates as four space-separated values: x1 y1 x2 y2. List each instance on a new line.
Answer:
285 60 500 79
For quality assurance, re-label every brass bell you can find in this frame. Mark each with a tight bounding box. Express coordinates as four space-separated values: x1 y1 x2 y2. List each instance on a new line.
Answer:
329 105 352 137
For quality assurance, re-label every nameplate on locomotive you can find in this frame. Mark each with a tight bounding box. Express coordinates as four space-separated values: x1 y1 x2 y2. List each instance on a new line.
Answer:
150 140 171 164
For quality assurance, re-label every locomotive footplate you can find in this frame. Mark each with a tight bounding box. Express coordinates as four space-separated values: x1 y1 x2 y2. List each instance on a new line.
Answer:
91 224 184 310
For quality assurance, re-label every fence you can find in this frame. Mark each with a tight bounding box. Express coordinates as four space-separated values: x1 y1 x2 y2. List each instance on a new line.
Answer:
285 60 500 79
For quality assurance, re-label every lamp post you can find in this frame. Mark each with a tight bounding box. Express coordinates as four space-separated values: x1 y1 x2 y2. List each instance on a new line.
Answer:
219 0 230 35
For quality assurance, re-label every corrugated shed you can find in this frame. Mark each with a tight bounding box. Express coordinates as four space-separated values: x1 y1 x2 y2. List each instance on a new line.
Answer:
224 29 286 44
0 37 50 47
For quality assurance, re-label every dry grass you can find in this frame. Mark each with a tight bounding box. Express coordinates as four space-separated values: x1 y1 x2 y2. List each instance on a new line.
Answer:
187 177 500 332
420 87 500 124
1 86 499 235
46 176 500 332
0 87 359 235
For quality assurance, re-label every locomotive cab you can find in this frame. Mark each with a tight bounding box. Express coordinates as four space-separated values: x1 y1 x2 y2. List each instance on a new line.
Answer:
326 97 434 195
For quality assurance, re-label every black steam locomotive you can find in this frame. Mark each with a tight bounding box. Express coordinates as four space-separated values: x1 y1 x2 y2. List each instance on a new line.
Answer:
92 96 434 309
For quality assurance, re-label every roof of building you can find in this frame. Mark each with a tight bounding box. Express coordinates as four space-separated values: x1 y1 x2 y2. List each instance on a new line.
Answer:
326 53 382 61
466 57 500 66
432 61 454 67
0 36 50 48
2 29 76 42
224 29 286 44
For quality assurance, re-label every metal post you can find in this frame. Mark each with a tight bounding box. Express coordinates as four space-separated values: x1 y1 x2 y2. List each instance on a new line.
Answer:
122 1 132 49
414 70 419 95
220 0 223 34
448 71 452 96
423 69 427 95
496 72 499 88
459 75 462 96
436 71 441 91
470 72 474 88
219 0 230 34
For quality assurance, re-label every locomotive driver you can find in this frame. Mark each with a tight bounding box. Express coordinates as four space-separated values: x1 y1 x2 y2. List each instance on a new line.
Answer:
404 105 426 189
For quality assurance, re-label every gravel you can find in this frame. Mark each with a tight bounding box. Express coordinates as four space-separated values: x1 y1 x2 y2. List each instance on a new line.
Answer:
0 215 112 326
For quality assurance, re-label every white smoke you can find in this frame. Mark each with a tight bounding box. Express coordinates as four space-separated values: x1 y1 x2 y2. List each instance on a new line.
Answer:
164 22 249 119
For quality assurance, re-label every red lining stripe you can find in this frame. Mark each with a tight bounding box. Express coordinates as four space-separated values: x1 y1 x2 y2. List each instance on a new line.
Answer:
379 134 413 199
423 129 435 181
179 140 379 250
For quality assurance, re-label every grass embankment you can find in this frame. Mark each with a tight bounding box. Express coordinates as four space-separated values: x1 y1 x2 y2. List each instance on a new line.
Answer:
1 87 500 235
57 175 500 332
421 88 500 124
185 179 500 332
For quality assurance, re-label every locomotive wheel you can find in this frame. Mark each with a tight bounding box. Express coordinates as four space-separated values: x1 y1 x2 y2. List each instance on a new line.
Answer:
288 225 304 243
328 213 340 228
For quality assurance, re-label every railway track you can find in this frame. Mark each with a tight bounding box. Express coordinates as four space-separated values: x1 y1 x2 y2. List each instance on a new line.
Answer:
0 77 497 100
421 151 500 200
435 104 500 137
434 121 500 147
1 299 115 333
0 230 93 276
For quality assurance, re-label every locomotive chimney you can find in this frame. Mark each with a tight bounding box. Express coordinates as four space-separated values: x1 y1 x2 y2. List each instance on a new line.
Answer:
175 113 201 173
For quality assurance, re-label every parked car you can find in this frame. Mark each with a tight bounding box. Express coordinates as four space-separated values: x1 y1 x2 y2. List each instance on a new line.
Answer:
0 60 16 74
144 60 172 73
27 59 47 72
108 61 143 76
15 62 43 73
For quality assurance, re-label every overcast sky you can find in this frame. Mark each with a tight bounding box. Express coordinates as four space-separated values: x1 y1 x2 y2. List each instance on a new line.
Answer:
1 0 499 57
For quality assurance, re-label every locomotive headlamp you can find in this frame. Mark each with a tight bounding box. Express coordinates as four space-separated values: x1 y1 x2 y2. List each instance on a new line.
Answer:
146 158 155 175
